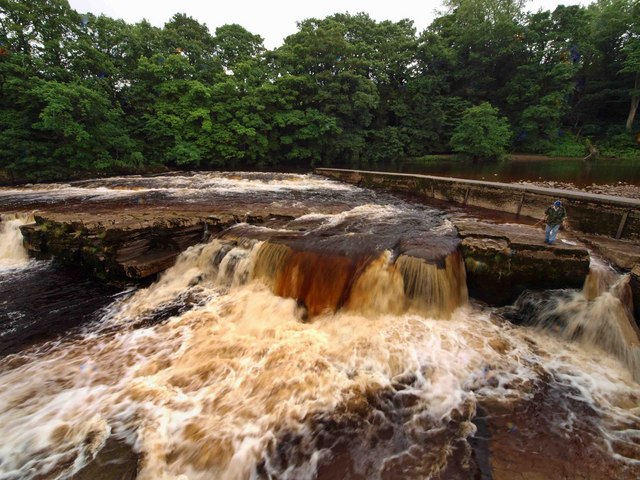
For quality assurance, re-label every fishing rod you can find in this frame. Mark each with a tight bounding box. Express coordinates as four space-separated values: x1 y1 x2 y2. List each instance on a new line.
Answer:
509 218 574 246
507 220 543 245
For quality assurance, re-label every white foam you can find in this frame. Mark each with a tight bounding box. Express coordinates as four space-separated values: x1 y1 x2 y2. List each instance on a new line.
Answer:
0 213 33 270
0 173 359 206
1 281 639 479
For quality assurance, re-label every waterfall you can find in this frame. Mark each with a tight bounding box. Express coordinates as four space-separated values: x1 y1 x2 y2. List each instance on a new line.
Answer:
583 258 620 301
0 213 32 269
1 172 638 480
508 269 640 382
99 236 468 330
252 241 468 319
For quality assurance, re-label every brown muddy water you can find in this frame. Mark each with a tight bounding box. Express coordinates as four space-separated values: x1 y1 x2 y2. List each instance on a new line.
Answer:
0 172 639 480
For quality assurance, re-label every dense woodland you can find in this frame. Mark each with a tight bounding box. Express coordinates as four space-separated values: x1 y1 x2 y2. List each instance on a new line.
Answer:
0 0 639 181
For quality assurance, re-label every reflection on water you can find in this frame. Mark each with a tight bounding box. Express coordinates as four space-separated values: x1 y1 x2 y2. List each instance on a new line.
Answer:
370 157 640 187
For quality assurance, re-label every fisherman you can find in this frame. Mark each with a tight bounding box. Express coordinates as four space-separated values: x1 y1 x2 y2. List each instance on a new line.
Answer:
543 200 567 245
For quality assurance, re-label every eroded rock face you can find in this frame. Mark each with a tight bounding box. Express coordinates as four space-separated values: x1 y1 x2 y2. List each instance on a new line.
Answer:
19 211 241 282
578 234 640 271
20 209 594 312
455 221 591 305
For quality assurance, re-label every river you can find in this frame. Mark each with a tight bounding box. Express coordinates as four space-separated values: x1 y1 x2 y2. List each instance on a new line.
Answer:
370 156 640 188
0 172 639 479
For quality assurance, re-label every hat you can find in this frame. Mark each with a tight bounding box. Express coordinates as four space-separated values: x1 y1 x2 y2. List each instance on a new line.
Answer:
553 200 562 207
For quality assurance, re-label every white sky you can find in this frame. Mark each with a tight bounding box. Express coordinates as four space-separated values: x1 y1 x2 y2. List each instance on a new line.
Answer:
68 0 592 49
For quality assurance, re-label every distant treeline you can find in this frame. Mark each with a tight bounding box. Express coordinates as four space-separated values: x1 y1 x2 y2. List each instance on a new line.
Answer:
0 0 638 181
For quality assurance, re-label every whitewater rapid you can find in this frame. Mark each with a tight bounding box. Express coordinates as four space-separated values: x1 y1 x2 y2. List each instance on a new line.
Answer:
0 173 638 479
0 238 638 480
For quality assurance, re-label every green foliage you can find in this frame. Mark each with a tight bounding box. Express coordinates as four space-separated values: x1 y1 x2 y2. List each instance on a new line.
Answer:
546 136 587 157
450 103 512 160
0 0 638 181
599 131 640 160
33 80 139 170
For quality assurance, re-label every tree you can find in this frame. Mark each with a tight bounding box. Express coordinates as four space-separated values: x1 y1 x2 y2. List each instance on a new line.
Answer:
580 0 639 134
431 0 529 110
213 24 264 72
622 38 640 130
505 6 588 151
32 81 138 169
450 102 512 160
618 0 640 131
1 0 638 180
161 13 222 82
128 53 209 168
0 0 82 80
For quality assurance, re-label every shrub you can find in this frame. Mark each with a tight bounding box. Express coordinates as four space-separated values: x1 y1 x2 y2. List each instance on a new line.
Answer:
450 103 512 161
547 136 587 157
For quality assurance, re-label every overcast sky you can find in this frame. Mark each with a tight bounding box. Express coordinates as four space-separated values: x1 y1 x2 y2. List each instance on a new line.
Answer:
67 0 592 49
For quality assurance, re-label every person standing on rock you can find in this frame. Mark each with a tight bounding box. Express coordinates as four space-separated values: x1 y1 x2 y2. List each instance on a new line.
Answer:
543 200 567 245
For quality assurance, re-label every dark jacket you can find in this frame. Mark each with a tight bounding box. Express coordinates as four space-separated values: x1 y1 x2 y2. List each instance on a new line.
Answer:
545 206 566 226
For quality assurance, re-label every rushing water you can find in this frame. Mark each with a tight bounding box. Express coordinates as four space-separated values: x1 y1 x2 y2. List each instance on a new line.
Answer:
0 173 639 480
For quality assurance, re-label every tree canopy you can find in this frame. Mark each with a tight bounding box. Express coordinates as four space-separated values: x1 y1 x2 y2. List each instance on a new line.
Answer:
0 0 638 181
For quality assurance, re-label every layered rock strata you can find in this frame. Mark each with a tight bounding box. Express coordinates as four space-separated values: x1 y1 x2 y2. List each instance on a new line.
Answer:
315 168 640 240
454 221 591 304
19 211 240 282
20 210 594 309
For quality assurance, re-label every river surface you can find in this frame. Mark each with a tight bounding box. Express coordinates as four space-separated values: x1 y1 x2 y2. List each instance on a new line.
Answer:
369 157 640 187
0 172 639 480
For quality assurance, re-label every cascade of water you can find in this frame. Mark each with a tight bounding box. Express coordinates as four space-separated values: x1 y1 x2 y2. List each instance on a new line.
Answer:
0 213 33 269
95 234 470 340
509 272 640 382
98 239 261 329
2 269 638 479
394 251 468 319
583 257 620 301
251 241 468 319
1 174 639 480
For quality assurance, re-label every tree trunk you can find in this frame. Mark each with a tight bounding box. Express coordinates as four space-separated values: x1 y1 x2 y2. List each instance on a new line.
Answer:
626 71 640 131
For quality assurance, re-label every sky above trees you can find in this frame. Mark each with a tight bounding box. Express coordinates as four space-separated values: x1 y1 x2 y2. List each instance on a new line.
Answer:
67 0 590 48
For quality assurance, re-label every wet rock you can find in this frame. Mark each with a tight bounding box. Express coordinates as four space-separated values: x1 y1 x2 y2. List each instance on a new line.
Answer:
316 168 640 241
578 234 640 271
479 378 640 480
72 436 138 480
455 221 590 305
19 211 235 282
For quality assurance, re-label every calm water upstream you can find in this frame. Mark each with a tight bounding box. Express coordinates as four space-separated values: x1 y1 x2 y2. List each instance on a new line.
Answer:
370 157 640 186
0 173 639 479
